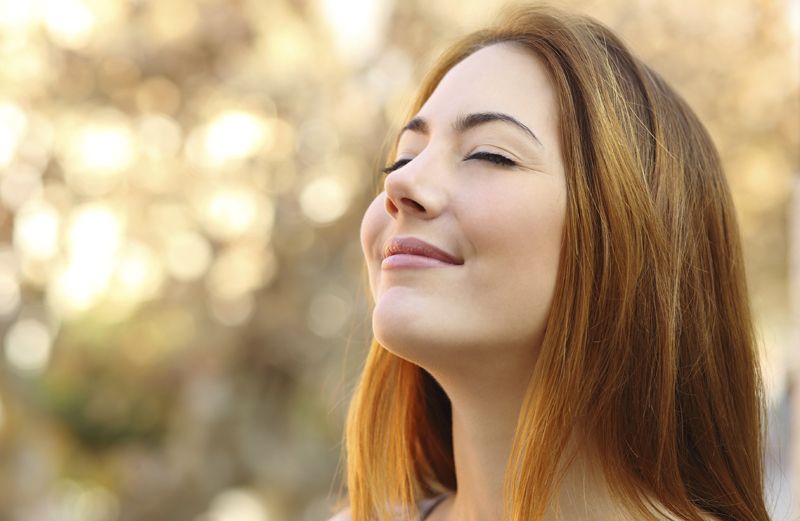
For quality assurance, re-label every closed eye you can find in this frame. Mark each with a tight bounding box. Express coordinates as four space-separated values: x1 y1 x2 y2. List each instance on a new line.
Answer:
466 151 516 167
381 158 411 175
380 152 517 175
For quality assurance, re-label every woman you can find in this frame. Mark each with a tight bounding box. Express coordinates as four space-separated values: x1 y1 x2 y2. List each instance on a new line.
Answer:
329 3 770 520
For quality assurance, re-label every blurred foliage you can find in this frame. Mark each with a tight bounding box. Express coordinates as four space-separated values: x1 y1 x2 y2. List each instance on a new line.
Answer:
0 0 796 520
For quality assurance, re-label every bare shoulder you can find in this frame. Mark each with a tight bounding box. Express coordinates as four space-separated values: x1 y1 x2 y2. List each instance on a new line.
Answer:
325 507 352 521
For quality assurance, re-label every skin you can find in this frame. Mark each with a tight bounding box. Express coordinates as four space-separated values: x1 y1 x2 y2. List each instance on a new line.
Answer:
360 42 620 521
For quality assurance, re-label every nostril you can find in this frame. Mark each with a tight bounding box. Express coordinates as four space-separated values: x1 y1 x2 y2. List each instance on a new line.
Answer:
385 195 425 215
385 196 398 213
402 198 425 212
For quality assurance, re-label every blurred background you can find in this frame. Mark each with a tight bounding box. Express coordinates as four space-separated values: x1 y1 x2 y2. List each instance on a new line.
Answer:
0 0 796 520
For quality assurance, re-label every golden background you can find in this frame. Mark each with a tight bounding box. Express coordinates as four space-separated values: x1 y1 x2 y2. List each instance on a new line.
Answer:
0 0 796 520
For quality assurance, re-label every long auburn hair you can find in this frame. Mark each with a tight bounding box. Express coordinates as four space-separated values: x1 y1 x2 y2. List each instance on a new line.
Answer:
337 3 769 520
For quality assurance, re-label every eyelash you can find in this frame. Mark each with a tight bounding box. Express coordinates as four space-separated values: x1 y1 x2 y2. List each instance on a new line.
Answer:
380 151 516 175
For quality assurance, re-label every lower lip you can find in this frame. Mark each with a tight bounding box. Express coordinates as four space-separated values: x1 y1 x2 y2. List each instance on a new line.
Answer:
382 254 460 269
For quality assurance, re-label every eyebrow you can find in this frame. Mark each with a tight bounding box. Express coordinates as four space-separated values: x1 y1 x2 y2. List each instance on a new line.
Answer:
396 111 544 148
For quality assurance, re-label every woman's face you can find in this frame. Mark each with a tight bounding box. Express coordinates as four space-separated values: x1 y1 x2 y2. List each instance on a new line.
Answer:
360 42 567 374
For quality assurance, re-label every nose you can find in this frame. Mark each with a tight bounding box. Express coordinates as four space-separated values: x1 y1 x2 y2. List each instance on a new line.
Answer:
383 154 446 219
384 191 426 216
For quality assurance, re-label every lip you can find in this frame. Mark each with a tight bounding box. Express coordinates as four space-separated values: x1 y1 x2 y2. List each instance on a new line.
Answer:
382 236 464 268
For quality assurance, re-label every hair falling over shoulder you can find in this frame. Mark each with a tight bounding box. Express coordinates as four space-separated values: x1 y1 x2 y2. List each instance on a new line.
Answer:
336 3 770 520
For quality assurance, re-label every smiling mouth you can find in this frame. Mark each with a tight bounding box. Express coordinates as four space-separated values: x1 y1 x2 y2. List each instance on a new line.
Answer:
381 254 462 270
382 236 464 266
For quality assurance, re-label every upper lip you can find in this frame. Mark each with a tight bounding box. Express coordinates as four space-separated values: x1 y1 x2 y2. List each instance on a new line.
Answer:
383 236 464 265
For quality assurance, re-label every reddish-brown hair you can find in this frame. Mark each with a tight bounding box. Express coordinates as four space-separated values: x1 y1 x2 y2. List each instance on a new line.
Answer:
337 3 769 520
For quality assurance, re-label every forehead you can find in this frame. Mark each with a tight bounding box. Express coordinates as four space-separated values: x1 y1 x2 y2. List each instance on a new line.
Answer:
412 42 557 139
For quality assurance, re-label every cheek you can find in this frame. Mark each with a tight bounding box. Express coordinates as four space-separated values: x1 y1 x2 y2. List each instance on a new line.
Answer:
467 190 565 343
463 181 566 298
468 183 564 255
360 195 389 262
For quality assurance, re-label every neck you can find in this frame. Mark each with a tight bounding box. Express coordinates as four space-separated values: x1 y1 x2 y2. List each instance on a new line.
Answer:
425 355 620 521
426 350 533 521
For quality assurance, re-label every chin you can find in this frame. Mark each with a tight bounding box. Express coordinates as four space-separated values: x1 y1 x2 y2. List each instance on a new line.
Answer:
373 311 426 355
373 315 464 365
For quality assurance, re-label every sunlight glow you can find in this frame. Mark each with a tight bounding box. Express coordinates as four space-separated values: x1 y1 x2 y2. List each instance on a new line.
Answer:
0 271 20 317
138 113 182 159
42 0 96 49
64 121 136 195
0 101 28 167
108 240 165 305
307 290 350 338
299 176 351 224
0 0 38 32
790 0 800 39
204 111 272 165
51 480 121 521
199 185 274 241
66 203 124 261
14 199 60 261
164 231 212 281
4 318 52 374
45 203 125 316
0 248 20 316
206 488 269 521
1 164 44 211
318 0 389 65
206 245 276 300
